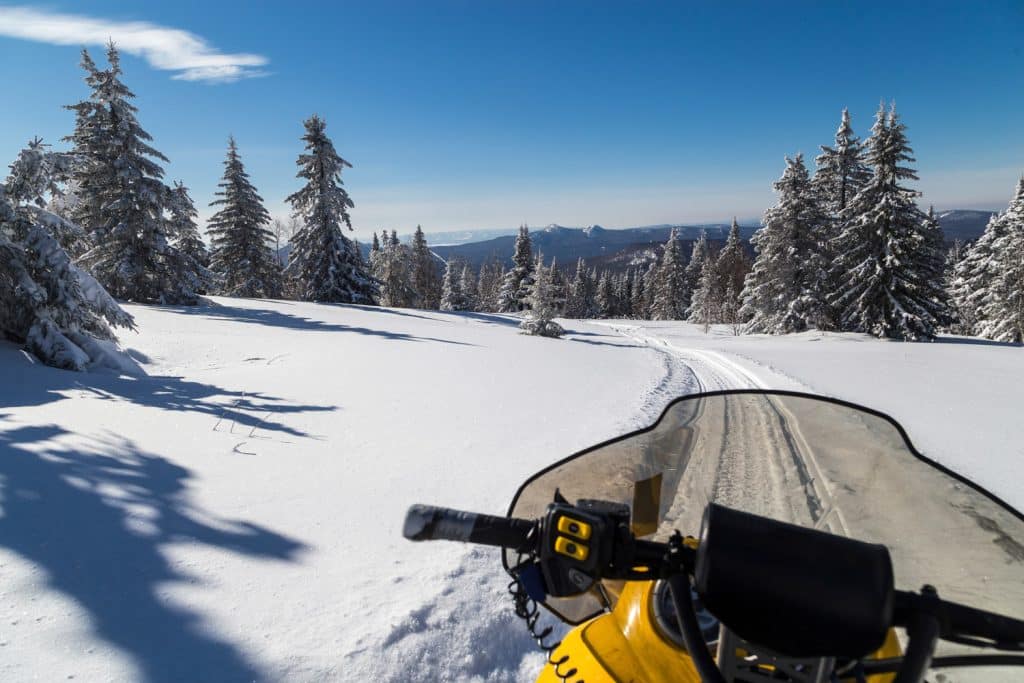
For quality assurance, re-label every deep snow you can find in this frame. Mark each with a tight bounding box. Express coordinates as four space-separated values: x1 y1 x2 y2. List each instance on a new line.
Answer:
0 301 1020 682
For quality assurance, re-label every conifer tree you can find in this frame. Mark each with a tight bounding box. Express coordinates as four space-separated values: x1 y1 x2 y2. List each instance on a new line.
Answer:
411 225 441 309
828 104 948 340
688 253 721 329
376 231 416 307
976 177 1024 342
564 257 590 318
682 232 710 312
813 109 871 217
460 264 479 311
595 271 615 318
631 268 647 319
651 229 688 319
66 44 198 304
285 116 374 303
1 139 134 369
741 154 829 333
167 181 212 295
476 257 504 312
520 259 564 337
440 259 467 311
207 138 281 298
498 225 534 312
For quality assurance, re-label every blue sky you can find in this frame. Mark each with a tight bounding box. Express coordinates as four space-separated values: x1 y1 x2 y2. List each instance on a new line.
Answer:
1 1 1022 238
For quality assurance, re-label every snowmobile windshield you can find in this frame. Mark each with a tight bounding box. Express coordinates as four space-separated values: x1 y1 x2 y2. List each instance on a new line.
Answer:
504 390 1024 637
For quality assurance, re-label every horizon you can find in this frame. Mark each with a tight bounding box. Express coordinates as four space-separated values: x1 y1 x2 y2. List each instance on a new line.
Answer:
1 1 1021 239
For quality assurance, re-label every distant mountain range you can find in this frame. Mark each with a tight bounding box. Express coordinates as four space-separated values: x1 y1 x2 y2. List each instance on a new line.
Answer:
428 211 994 271
430 223 760 270
277 210 996 272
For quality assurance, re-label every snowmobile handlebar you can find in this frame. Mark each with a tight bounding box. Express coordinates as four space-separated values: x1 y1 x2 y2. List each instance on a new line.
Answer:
403 504 538 554
402 500 1024 660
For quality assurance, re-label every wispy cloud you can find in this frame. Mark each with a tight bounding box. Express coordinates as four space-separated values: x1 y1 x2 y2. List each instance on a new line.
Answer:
0 6 269 83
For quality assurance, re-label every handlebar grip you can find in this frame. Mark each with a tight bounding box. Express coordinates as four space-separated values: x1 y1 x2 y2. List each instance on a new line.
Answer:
403 504 536 553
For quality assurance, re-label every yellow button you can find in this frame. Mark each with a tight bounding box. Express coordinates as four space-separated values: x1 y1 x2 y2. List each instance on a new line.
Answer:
557 516 592 540
554 536 589 562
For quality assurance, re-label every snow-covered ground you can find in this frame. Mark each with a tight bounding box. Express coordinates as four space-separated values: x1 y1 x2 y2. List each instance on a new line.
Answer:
0 300 1020 682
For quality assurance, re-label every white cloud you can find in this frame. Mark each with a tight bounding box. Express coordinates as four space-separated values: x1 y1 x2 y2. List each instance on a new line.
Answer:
0 6 268 83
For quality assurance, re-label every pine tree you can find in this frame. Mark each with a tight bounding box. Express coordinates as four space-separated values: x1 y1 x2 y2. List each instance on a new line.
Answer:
641 261 659 318
950 217 1004 336
285 115 374 303
410 225 441 309
741 154 829 333
813 109 871 217
977 177 1024 342
520 259 564 337
717 219 750 302
460 263 479 311
630 268 647 319
682 232 710 313
377 231 417 307
476 257 504 312
67 44 198 304
498 225 534 312
595 271 615 318
650 229 688 319
167 181 212 295
440 259 467 311
564 258 590 318
2 139 134 370
829 104 949 340
688 253 721 329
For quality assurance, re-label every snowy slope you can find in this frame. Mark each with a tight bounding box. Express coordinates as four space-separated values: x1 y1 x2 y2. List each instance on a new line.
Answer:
2 301 1021 682
0 299 687 682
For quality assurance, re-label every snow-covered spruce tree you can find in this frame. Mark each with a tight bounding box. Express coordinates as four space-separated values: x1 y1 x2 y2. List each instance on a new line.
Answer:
641 261 659 318
1 139 134 370
976 177 1024 342
208 137 282 298
564 258 590 318
476 257 504 312
498 225 534 312
682 232 710 313
521 260 564 337
167 181 212 295
829 104 949 340
460 263 479 311
595 271 615 318
411 225 441 309
813 109 871 218
950 217 1004 336
66 45 199 304
741 154 830 334
377 231 416 308
631 268 647 319
650 229 688 319
285 116 374 303
440 259 467 311
688 251 721 329
714 218 750 325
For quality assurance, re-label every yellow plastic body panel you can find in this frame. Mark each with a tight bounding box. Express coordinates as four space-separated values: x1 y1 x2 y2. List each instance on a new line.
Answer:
536 579 903 683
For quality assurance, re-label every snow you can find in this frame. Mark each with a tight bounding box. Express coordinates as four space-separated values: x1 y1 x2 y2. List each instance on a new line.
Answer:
1 300 1021 682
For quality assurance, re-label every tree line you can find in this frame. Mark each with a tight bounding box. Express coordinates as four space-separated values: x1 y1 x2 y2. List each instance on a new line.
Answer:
3 44 1021 368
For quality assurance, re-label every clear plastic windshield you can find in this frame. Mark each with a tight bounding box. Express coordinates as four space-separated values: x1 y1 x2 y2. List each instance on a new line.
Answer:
504 391 1024 638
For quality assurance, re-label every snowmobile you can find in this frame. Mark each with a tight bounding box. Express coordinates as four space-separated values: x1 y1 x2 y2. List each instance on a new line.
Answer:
403 390 1024 682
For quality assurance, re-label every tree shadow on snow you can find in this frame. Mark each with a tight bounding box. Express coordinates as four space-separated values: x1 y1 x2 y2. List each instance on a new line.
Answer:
567 336 644 349
0 426 307 682
165 303 476 346
0 347 336 438
446 311 523 328
932 336 1023 348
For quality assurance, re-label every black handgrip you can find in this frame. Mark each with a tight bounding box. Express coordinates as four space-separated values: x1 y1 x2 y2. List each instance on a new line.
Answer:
403 504 537 553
